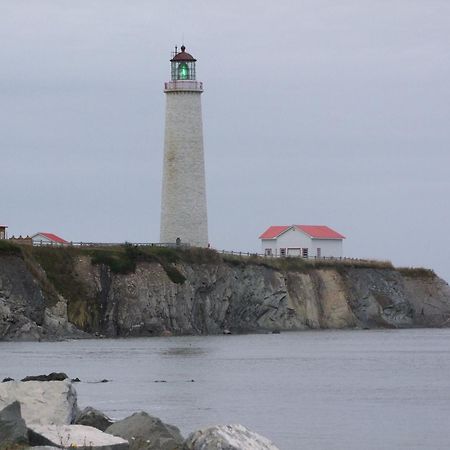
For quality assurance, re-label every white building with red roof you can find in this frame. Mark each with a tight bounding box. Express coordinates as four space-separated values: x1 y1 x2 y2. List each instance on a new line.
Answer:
259 225 345 258
31 232 69 246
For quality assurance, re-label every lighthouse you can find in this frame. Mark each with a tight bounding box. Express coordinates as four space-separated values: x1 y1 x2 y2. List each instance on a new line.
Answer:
160 45 208 247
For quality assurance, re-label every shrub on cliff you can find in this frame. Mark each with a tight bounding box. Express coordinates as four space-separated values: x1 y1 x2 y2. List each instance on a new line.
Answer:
90 245 187 284
398 267 437 279
0 241 21 257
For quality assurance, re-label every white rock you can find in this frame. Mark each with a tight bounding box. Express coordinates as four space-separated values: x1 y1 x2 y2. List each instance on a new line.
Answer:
25 447 60 450
29 424 129 450
0 380 78 425
184 424 280 450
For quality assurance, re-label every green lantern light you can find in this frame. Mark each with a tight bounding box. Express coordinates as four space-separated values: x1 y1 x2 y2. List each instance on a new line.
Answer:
178 63 189 80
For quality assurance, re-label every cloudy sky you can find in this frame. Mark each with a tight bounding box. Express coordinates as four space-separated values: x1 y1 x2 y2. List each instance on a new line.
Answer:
1 1 449 281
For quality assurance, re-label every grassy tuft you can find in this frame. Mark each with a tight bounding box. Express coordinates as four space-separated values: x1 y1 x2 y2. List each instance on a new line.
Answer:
398 267 436 279
90 244 186 283
163 264 186 284
0 240 22 256
222 253 393 273
179 247 222 264
91 250 137 274
32 246 100 330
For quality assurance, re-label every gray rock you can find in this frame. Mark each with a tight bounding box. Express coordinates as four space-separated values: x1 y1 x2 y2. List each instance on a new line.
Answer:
28 424 128 450
0 401 28 446
2 251 450 340
0 255 87 341
75 407 113 431
0 380 78 426
105 411 183 450
24 447 60 450
183 424 280 450
21 373 68 382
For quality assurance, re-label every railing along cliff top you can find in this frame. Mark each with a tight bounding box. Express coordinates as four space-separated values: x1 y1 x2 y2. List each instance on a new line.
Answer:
30 241 369 263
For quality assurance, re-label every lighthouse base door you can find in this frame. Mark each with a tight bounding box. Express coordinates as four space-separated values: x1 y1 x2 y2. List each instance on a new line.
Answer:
287 248 301 257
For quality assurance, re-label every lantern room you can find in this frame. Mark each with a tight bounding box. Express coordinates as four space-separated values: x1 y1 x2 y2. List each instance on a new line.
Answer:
170 45 197 81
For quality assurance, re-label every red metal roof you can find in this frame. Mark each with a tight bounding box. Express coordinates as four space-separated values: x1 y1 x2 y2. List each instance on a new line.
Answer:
34 232 68 244
259 225 345 240
171 45 196 62
296 225 345 239
259 226 291 239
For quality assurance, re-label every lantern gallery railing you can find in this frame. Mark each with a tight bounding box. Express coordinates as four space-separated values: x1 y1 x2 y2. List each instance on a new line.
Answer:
164 81 203 92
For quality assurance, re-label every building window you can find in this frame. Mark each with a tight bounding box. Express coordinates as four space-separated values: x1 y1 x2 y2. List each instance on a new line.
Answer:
0 231 4 240
265 248 273 256
317 248 321 258
280 248 286 257
302 248 308 258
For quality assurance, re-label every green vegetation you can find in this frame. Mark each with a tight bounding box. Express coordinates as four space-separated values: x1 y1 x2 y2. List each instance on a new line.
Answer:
90 244 186 284
0 243 439 334
30 246 100 330
398 267 437 279
0 240 22 256
88 245 219 284
90 247 140 274
222 252 394 273
0 443 29 450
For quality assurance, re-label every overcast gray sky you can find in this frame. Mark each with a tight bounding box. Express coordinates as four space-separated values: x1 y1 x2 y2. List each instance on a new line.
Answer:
1 1 449 282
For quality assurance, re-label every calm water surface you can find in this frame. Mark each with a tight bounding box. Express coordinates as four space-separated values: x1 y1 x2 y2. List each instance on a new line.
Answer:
2 329 450 450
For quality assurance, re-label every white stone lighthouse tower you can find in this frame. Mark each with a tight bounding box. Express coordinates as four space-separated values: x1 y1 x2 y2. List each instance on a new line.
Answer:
160 45 208 247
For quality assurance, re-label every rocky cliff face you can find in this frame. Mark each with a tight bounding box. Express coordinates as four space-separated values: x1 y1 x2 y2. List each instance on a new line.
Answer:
1 249 449 341
0 254 84 340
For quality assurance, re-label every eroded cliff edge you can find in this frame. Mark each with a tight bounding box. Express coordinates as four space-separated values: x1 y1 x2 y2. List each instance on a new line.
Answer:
0 244 449 340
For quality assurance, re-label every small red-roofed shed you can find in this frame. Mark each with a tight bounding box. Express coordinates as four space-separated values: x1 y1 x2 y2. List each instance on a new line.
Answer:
259 225 345 258
32 232 69 246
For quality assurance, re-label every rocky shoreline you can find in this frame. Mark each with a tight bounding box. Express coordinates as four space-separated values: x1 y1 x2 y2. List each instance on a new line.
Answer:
0 373 279 450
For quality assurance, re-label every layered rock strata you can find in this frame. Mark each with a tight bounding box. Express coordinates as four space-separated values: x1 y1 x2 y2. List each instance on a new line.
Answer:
1 251 449 341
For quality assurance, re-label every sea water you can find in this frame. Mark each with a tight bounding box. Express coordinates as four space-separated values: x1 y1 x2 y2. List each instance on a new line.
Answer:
2 329 450 450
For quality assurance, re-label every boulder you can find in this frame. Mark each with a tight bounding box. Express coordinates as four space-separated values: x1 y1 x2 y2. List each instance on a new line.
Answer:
24 447 60 450
105 411 183 450
183 424 280 450
28 424 128 450
0 380 78 425
21 373 68 382
75 407 113 432
25 447 60 450
0 401 28 446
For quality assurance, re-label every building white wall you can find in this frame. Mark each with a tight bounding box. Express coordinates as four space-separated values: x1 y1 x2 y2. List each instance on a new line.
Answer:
261 228 343 258
32 234 54 245
276 228 313 254
310 239 343 258
160 86 208 248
